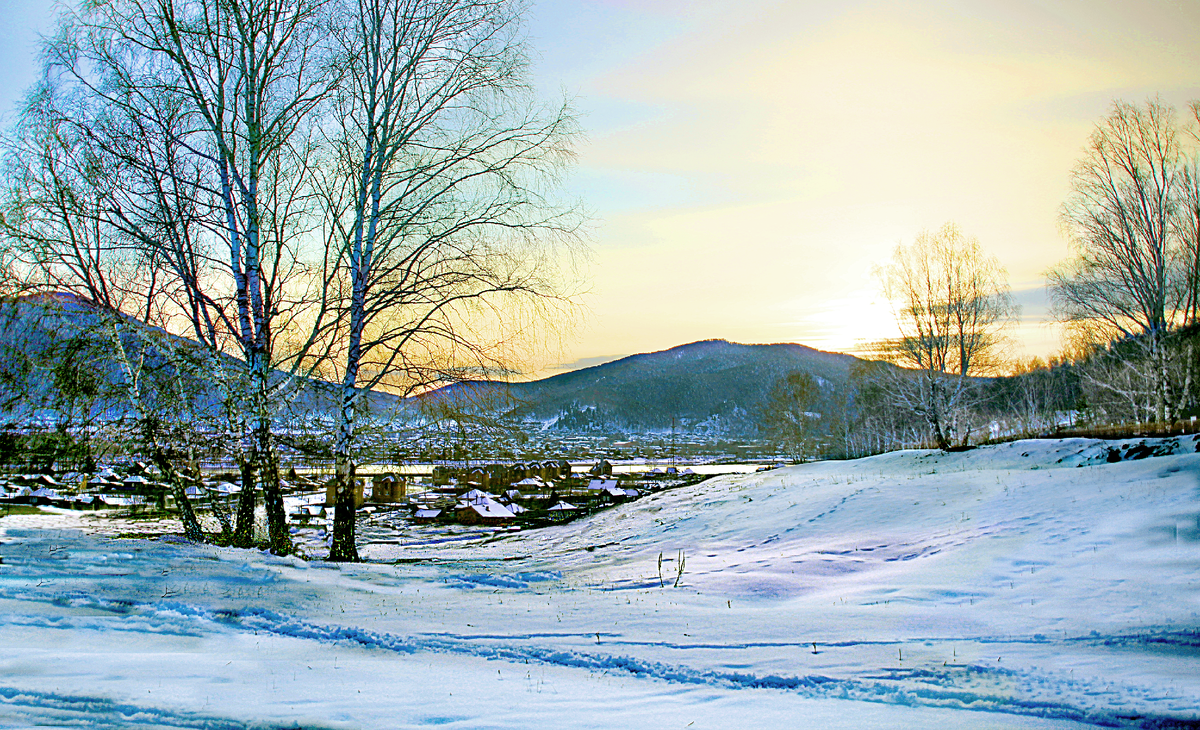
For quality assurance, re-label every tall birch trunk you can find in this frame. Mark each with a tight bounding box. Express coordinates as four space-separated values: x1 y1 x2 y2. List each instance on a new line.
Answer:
107 320 205 542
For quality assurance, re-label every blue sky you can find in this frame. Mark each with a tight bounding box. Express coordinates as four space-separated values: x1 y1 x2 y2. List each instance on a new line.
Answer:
3 0 1199 374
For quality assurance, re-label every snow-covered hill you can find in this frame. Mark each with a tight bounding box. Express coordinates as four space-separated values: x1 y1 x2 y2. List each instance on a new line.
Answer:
1 436 1197 728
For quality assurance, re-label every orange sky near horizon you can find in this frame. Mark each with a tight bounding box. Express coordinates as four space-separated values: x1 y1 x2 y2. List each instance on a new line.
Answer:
3 0 1199 378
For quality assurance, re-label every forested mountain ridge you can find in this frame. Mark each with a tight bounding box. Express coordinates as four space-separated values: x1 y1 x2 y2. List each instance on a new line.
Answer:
496 340 868 434
0 293 401 425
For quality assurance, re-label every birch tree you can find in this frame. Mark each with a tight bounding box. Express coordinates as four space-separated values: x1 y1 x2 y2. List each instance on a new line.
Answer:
1049 99 1196 422
41 0 340 553
874 223 1016 449
0 97 208 540
317 0 582 561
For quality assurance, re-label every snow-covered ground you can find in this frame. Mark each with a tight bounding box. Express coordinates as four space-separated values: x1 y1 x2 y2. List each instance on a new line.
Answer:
1 436 1197 728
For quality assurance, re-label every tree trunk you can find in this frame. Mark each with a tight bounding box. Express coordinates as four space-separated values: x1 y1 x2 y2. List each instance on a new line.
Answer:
232 456 257 547
252 356 291 555
328 387 360 562
108 321 206 542
149 447 204 543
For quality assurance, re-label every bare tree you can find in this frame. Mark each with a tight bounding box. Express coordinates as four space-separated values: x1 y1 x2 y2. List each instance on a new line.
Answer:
873 222 1016 449
37 0 342 553
758 371 821 462
1176 102 1200 326
0 105 208 539
315 0 583 561
1049 99 1191 422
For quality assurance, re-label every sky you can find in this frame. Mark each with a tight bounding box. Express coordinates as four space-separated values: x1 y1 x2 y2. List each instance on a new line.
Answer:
3 0 1199 376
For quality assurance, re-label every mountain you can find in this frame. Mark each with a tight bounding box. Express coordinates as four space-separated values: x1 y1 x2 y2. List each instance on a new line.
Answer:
498 339 866 435
0 293 400 425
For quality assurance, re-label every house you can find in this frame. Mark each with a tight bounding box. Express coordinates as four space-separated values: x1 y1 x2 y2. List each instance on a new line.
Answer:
587 478 618 492
413 508 442 523
30 487 63 505
547 501 578 521
456 499 515 526
371 474 404 503
432 466 455 486
542 459 572 480
484 464 511 486
466 468 488 489
602 485 628 502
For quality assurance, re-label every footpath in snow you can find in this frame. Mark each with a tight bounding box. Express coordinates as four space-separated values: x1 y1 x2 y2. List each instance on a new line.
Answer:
0 436 1197 729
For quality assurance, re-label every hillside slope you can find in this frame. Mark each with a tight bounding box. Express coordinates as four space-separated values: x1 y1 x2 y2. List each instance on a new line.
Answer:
0 293 400 424
503 339 865 433
1 436 1197 727
358 434 1200 725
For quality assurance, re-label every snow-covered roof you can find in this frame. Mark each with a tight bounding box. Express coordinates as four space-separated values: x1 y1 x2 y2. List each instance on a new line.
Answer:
414 508 442 519
548 501 577 512
469 501 515 520
98 495 148 506
462 489 500 506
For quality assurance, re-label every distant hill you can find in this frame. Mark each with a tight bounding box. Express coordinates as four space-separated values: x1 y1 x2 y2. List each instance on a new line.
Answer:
0 293 400 426
495 339 867 435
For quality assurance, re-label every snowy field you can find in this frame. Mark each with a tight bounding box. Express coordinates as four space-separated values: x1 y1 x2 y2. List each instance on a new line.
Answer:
1 436 1198 729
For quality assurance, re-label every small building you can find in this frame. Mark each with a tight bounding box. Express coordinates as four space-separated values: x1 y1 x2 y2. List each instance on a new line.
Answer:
413 508 442 523
371 474 404 503
456 499 515 526
432 466 455 486
541 459 572 480
547 501 578 522
588 460 613 477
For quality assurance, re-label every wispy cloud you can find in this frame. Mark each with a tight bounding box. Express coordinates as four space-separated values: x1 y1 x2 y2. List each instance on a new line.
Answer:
548 354 628 372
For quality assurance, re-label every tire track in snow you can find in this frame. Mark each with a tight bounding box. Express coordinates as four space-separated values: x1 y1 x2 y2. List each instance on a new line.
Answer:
0 686 331 730
9 585 1194 730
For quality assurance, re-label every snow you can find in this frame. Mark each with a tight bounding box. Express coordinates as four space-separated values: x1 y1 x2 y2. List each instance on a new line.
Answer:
1 435 1198 728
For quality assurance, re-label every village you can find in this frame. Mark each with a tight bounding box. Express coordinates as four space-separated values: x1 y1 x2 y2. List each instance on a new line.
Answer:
0 455 716 535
